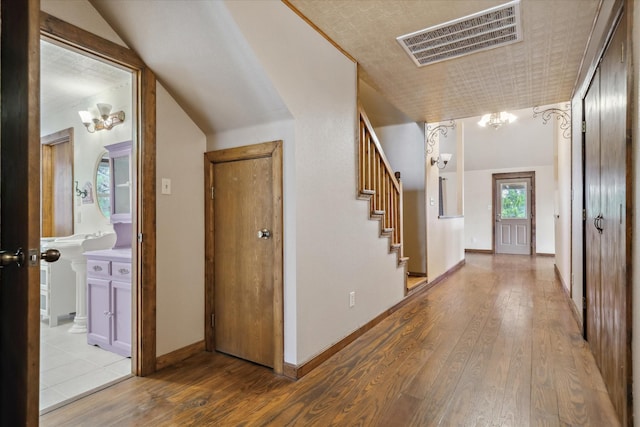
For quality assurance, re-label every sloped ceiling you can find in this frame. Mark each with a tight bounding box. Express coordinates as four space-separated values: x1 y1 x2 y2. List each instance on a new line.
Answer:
90 0 291 135
85 0 604 134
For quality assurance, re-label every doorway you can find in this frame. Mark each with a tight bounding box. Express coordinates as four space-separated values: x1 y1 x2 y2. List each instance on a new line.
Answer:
39 38 135 413
41 128 74 237
492 171 535 255
204 141 284 374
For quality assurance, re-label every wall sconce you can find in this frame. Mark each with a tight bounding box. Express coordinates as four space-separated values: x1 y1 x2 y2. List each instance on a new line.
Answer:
78 103 125 133
75 181 88 198
431 153 452 169
478 111 516 129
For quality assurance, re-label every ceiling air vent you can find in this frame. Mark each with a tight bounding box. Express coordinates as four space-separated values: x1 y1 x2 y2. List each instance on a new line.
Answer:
396 0 522 67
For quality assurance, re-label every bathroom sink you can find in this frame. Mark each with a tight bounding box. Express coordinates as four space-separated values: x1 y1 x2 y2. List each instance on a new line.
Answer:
42 233 116 261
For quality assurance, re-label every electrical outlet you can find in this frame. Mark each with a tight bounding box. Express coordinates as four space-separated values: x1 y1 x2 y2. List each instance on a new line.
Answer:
349 291 356 308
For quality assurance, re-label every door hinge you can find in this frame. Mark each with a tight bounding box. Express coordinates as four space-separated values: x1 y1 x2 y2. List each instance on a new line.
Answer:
211 314 215 327
583 296 587 307
137 233 143 243
211 187 215 200
583 209 586 221
582 121 586 133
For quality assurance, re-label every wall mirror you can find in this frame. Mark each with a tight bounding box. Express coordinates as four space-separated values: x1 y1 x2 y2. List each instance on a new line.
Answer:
95 151 111 218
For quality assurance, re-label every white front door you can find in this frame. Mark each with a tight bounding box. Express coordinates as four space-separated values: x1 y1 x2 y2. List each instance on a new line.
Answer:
495 177 532 255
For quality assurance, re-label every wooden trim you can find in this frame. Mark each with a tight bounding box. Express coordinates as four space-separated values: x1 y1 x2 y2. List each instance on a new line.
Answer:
464 248 494 254
204 141 285 374
40 12 158 377
358 106 400 192
137 66 157 376
155 341 205 371
40 127 73 145
280 0 356 63
205 140 280 163
491 171 536 255
40 12 145 69
408 272 427 277
536 252 555 257
286 259 465 380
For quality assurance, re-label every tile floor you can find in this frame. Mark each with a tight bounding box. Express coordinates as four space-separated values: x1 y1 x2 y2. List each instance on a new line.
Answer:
39 316 131 414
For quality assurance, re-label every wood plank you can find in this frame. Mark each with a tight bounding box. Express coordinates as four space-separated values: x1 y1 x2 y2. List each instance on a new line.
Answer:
41 255 621 426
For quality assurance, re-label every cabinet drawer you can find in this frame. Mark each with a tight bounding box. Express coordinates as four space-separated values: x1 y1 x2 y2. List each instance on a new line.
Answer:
112 262 132 281
87 259 111 278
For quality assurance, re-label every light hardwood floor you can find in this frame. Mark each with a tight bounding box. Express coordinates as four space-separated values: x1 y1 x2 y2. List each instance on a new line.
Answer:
41 254 620 426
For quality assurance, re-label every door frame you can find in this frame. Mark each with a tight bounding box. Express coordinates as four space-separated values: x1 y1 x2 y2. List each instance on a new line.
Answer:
40 13 158 376
491 171 536 255
204 141 284 374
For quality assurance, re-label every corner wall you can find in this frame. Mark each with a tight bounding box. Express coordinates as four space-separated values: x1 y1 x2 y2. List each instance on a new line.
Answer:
155 83 206 356
224 0 405 365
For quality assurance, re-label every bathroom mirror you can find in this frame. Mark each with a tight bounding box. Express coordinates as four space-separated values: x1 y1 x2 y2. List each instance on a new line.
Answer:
95 151 110 218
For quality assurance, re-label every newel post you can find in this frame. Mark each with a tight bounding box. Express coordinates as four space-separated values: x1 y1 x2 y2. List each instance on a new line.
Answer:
394 171 404 258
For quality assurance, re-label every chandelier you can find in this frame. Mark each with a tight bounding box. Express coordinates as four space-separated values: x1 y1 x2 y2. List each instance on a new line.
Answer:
477 111 517 129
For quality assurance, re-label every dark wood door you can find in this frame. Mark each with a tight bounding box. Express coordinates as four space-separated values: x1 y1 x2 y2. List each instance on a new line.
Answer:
213 156 275 367
598 15 629 423
584 67 602 367
0 0 42 424
583 13 630 426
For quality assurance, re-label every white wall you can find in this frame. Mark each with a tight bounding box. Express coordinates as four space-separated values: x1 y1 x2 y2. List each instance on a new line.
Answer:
376 122 426 274
554 115 572 292
41 81 133 236
426 129 465 280
225 0 405 365
465 165 555 254
41 2 207 358
155 83 206 356
462 106 556 254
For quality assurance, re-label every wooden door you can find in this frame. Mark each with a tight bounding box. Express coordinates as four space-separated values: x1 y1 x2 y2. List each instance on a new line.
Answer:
583 13 631 425
584 67 602 366
598 14 629 423
41 129 74 237
0 0 42 424
205 141 283 372
493 173 534 255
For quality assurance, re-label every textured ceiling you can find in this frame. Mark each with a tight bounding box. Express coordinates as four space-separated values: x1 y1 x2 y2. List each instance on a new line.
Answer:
41 39 131 119
288 0 600 124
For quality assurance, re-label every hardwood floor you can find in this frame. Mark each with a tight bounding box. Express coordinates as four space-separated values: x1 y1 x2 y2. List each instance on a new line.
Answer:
41 254 620 426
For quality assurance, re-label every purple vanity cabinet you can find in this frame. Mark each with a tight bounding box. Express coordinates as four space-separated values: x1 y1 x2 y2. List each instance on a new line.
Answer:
85 140 133 357
85 248 131 357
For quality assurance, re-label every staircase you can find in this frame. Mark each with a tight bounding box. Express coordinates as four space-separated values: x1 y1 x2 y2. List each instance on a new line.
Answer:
357 106 408 268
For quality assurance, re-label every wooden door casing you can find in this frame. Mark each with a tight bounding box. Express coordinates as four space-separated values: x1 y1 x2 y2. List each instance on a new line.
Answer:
0 0 41 423
204 141 284 374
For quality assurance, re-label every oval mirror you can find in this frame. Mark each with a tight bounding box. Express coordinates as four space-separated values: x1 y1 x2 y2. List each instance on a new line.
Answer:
95 151 111 218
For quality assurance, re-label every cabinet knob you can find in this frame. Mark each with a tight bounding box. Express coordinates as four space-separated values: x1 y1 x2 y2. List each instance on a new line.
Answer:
103 310 113 317
118 268 130 275
93 265 103 272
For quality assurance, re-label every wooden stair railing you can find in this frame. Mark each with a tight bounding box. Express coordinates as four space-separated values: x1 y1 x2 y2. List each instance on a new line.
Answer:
358 107 408 267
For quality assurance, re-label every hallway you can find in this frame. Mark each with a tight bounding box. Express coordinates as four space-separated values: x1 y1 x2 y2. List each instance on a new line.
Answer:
41 254 619 426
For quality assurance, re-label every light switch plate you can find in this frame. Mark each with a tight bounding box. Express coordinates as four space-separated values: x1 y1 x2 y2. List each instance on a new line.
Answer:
161 178 171 195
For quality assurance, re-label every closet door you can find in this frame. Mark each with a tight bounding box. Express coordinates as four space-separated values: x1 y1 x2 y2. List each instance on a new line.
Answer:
583 14 630 425
598 16 628 422
584 68 601 367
